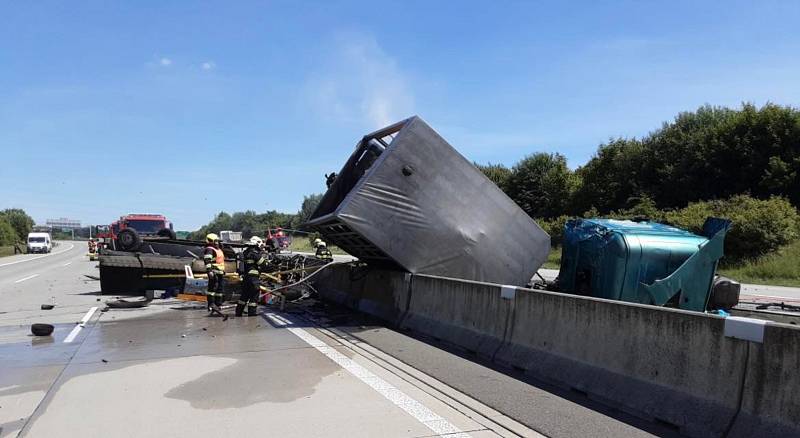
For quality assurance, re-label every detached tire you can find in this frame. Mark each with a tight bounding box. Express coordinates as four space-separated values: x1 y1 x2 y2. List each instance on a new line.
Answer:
31 323 54 336
156 228 177 240
117 228 141 251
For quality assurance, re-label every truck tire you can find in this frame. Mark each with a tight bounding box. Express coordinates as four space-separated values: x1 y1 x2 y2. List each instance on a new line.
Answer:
708 276 741 310
117 228 141 251
157 228 177 240
31 323 55 336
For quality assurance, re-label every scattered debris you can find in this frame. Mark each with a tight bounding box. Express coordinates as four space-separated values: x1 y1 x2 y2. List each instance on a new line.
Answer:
40 304 55 310
101 359 108 363
31 323 54 337
106 298 152 309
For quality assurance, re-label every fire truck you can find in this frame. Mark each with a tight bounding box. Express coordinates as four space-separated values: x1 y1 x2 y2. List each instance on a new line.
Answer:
104 214 176 250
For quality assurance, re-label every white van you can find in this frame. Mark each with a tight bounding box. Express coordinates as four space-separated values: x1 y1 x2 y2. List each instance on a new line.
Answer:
27 232 52 254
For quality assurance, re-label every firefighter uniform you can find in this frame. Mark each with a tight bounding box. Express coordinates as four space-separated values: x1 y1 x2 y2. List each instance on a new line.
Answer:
314 238 333 261
237 238 267 317
203 233 226 312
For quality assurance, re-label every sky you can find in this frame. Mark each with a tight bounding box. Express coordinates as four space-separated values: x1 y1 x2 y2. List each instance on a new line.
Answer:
1 1 799 230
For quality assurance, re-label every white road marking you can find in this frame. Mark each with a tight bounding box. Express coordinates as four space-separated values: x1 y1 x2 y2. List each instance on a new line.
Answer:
265 312 470 438
14 274 39 283
62 262 72 267
63 306 99 343
0 243 76 267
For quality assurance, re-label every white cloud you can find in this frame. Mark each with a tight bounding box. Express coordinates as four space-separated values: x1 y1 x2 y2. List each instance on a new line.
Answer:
201 61 216 70
160 57 173 66
305 33 414 128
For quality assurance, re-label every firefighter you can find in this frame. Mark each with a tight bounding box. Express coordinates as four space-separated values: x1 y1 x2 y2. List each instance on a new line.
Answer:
203 233 226 313
314 238 333 261
264 236 277 254
237 236 267 317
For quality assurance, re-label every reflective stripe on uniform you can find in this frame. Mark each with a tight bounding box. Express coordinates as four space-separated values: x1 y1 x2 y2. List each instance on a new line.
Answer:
247 302 257 307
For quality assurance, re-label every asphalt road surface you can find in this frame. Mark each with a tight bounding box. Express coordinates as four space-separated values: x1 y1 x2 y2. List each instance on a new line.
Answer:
4 243 787 437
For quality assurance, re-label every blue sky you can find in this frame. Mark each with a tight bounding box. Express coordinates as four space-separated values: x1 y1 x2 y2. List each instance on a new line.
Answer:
2 1 799 229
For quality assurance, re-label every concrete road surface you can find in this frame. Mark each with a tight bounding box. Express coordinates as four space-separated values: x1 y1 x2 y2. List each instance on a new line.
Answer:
1 242 535 437
0 242 689 437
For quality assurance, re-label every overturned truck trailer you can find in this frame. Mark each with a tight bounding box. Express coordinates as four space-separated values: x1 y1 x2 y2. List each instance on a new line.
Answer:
305 116 550 286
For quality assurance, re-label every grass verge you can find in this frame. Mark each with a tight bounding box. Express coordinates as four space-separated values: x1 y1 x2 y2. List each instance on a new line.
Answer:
720 240 800 287
0 245 17 257
289 237 348 255
541 246 562 269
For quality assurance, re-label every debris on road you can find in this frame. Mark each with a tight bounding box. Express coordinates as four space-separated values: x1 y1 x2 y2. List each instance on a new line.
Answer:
31 323 54 337
40 304 55 310
105 298 152 309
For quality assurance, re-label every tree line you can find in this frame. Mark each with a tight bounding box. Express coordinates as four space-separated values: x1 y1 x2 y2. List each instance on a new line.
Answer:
477 103 800 218
187 194 323 241
0 209 35 246
476 103 800 261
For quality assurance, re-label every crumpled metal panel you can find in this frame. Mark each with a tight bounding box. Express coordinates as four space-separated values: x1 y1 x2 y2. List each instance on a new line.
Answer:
559 217 731 311
305 116 550 286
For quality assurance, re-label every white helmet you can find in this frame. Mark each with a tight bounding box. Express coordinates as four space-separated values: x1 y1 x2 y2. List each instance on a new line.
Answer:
249 236 263 246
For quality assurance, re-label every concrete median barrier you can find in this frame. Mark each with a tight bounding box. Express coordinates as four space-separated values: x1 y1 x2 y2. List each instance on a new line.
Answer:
494 288 747 437
313 266 800 438
313 264 410 325
401 275 513 359
729 323 800 437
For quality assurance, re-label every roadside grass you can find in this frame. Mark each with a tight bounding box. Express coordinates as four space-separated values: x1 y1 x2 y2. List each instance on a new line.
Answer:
542 246 561 269
720 240 800 287
0 245 16 257
289 237 348 255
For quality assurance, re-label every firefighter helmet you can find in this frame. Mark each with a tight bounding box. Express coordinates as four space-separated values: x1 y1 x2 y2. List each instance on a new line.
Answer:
206 233 220 242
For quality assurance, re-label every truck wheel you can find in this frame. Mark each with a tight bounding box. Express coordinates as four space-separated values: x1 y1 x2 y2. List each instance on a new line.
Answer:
117 229 141 251
157 228 177 240
31 323 55 336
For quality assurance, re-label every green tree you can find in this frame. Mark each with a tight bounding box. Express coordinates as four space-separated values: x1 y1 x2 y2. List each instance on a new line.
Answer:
0 217 17 246
293 193 323 228
475 163 512 192
0 209 35 241
571 138 647 214
505 153 578 218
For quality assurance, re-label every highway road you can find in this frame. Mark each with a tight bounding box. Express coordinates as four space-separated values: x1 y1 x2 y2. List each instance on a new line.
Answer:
8 244 792 437
2 242 537 438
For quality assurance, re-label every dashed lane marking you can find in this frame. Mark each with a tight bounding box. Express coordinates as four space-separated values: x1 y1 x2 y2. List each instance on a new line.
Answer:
14 274 39 283
64 306 99 343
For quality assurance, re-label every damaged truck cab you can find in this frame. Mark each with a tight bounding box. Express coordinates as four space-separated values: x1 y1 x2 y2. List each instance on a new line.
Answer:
556 217 734 311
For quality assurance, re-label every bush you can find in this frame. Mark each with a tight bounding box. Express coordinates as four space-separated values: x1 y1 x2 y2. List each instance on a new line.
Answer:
537 215 570 247
0 217 17 246
0 209 34 242
664 195 799 262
